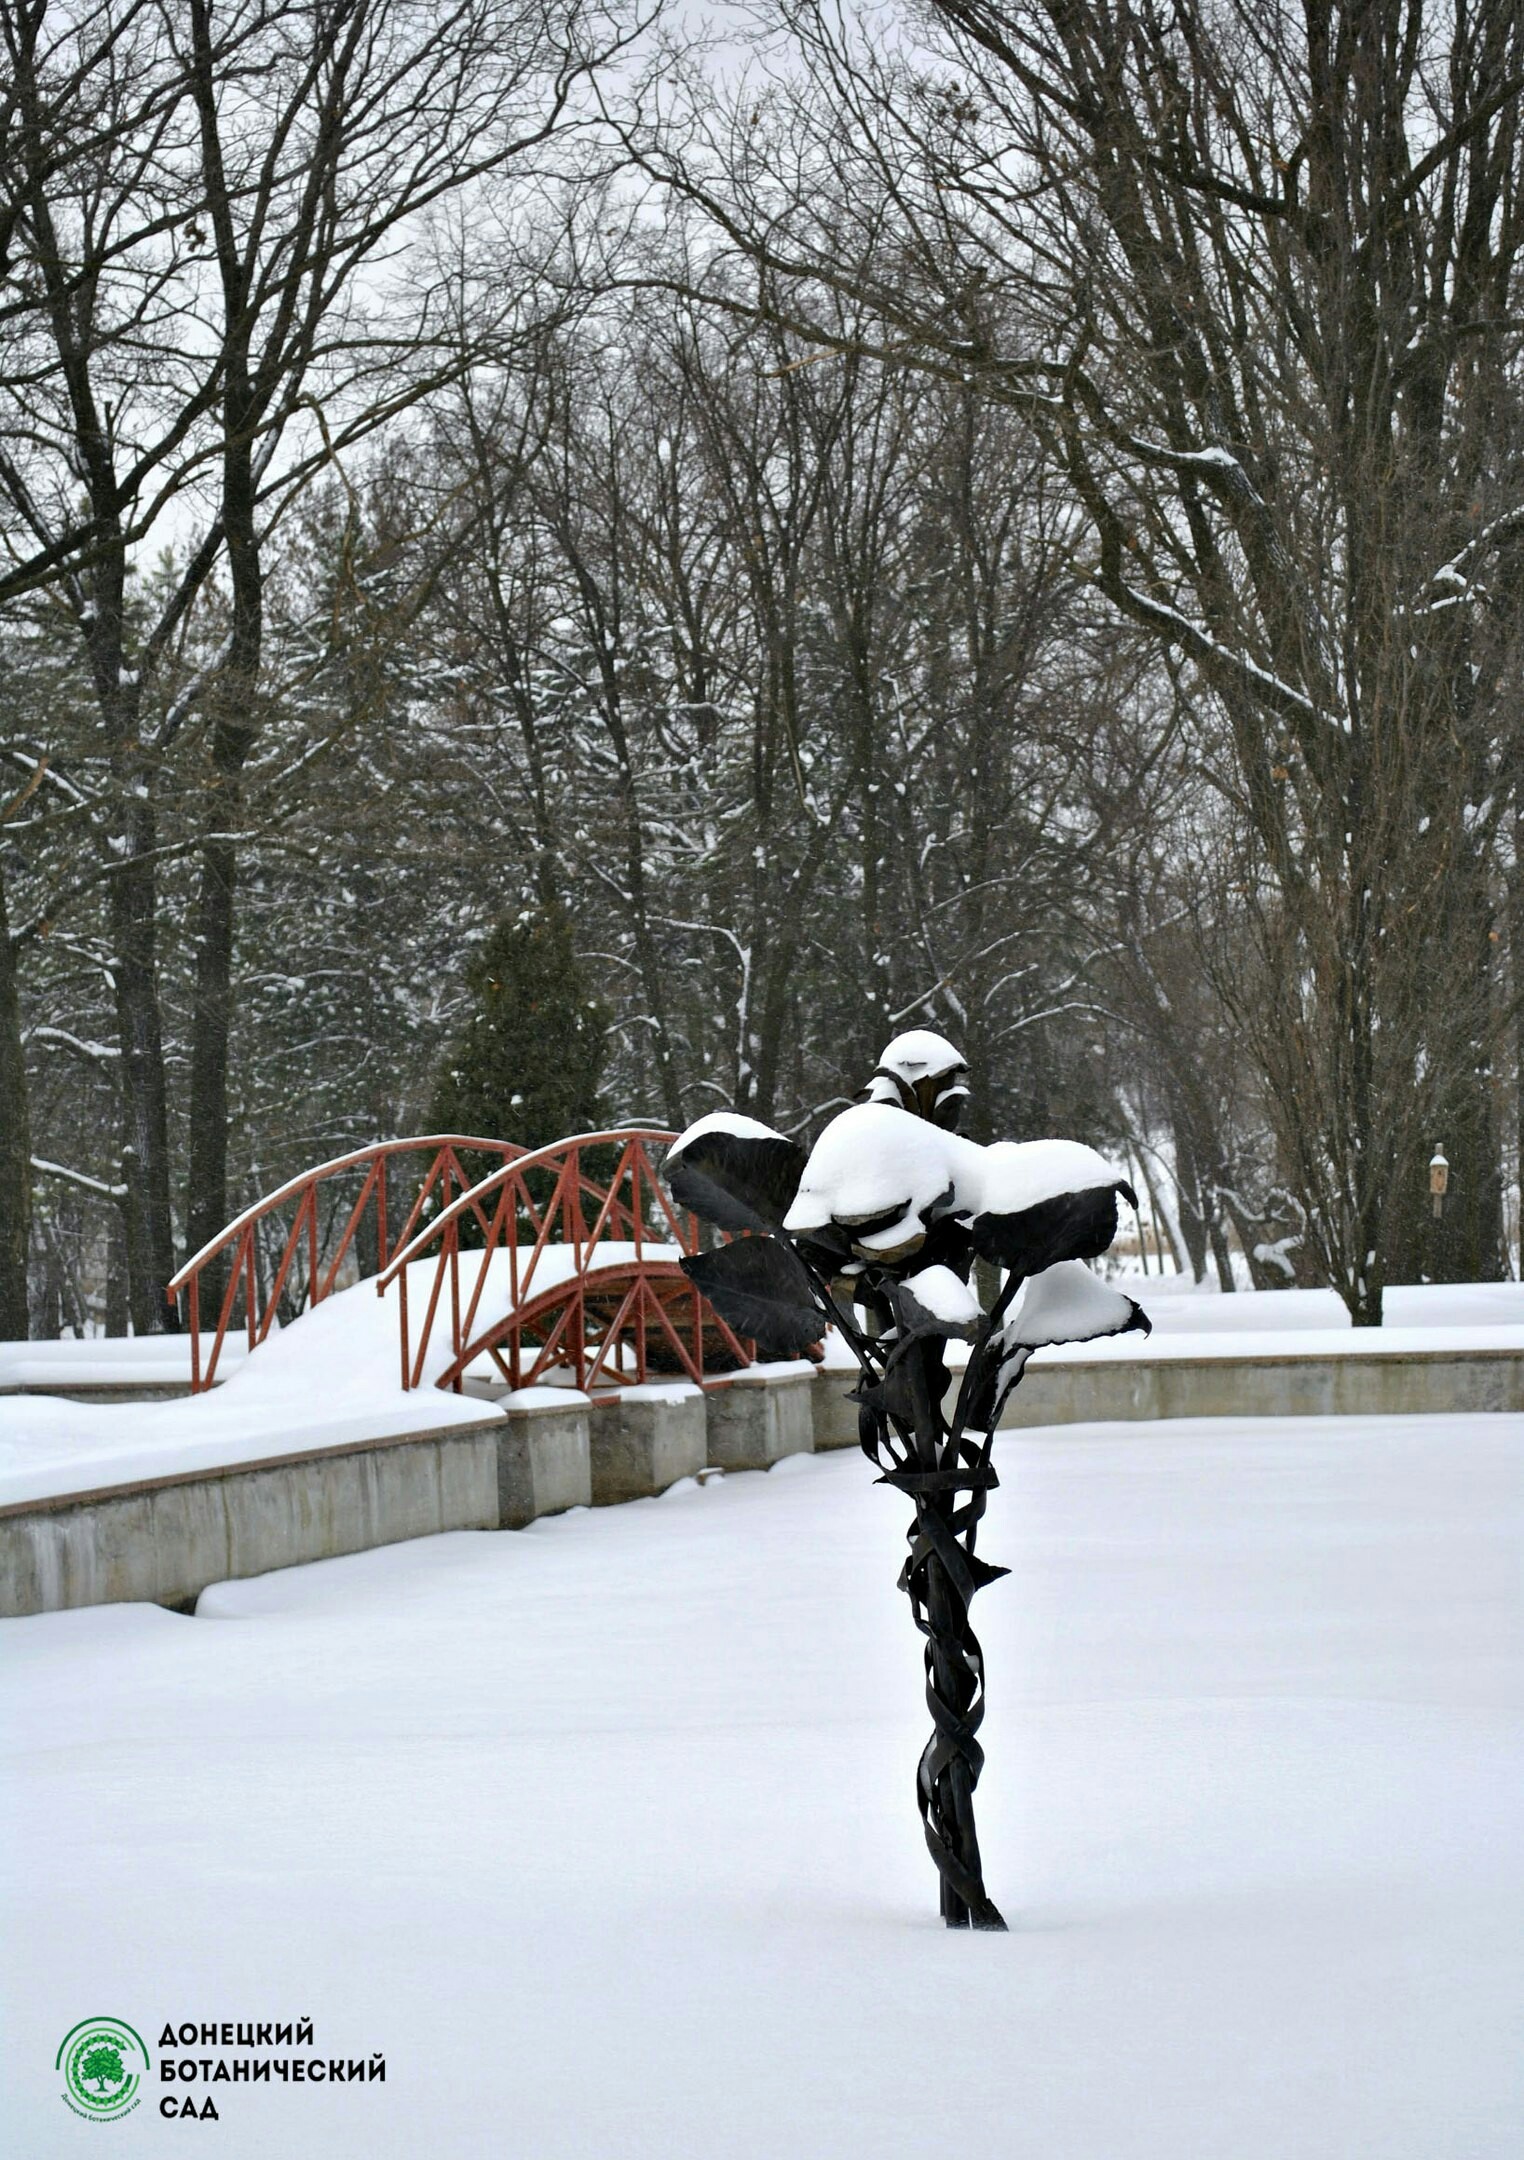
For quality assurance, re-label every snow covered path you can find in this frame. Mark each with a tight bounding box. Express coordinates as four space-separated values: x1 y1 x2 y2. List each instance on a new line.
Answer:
3 1415 1520 2158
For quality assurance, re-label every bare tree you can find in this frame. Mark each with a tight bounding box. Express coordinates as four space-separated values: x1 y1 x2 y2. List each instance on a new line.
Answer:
0 0 636 1324
0 788 33 1336
622 0 1524 1316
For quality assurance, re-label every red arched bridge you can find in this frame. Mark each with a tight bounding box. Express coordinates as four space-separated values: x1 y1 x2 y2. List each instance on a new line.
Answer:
166 1130 755 1398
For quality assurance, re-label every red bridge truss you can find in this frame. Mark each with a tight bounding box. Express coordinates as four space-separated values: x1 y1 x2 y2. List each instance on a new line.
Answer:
167 1129 754 1399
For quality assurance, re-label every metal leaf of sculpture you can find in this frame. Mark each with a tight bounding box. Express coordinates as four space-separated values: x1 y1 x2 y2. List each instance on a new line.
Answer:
665 1115 810 1233
969 1180 1135 1274
679 1236 824 1357
959 1262 1151 1431
666 1041 1149 1935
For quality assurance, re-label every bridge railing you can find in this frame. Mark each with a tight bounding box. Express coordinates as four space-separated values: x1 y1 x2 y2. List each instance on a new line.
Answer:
165 1136 526 1392
374 1127 751 1394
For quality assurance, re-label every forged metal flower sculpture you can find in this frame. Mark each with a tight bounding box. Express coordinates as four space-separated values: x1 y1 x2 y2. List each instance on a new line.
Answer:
665 1032 1150 1931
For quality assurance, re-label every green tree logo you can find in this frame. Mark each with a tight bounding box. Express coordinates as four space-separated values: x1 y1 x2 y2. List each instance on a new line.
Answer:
80 2041 125 2092
58 2018 148 2120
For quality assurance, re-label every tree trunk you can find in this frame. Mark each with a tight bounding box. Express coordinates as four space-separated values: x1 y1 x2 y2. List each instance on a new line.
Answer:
0 872 32 1340
1170 1115 1210 1283
184 7 265 1312
184 264 262 1303
1515 803 1524 1279
185 820 241 1307
109 797 178 1333
106 1205 130 1337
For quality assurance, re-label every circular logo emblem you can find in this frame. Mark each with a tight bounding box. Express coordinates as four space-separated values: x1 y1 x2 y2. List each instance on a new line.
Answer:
57 2017 149 2121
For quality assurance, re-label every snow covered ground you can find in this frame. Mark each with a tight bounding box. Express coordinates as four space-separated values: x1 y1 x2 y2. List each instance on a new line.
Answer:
3 1415 1519 2157
0 1333 249 1391
1112 1275 1524 1331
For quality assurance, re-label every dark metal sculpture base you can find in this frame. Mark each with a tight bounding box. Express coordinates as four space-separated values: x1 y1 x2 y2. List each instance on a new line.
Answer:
857 1336 1009 1930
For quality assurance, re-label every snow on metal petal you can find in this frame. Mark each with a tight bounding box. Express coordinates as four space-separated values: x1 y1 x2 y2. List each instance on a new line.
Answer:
978 1138 1130 1214
783 1103 983 1235
960 1264 1149 1435
891 1263 982 1340
1003 1260 1151 1350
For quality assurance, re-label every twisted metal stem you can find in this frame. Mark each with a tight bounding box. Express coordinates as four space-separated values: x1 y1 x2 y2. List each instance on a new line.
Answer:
789 1245 1013 1927
876 1342 1007 1929
854 1374 1003 1922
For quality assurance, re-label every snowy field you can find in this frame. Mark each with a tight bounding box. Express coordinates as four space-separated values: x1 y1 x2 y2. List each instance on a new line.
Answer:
3 1414 1520 2158
1099 1272 1524 1332
1015 1275 1524 1364
0 1332 249 1391
1080 1272 1524 1346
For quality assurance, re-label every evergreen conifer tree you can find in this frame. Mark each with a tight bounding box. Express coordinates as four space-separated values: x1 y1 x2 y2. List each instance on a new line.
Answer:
430 910 608 1149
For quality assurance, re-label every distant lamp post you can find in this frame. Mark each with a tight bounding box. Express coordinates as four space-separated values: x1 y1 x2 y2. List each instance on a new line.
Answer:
1429 1148 1450 1220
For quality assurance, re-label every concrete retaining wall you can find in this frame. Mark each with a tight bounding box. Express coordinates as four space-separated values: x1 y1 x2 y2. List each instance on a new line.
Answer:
1003 1346 1524 1424
706 1369 817 1471
0 1422 503 1618
497 1397 592 1529
810 1346 1524 1446
589 1385 707 1505
7 1349 1524 1618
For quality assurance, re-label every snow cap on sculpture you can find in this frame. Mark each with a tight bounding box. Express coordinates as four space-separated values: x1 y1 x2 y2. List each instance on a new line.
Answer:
859 1028 970 1130
780 1103 1139 1280
970 1138 1139 1276
783 1103 977 1266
